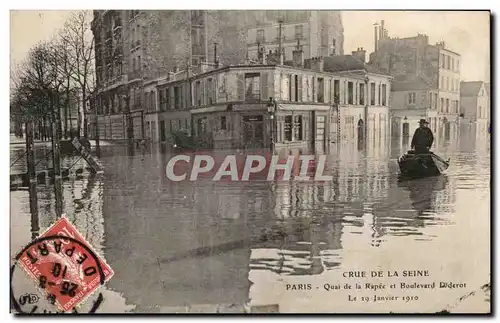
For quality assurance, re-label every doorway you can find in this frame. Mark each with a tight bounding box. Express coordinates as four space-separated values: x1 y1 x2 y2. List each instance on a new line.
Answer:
242 115 264 148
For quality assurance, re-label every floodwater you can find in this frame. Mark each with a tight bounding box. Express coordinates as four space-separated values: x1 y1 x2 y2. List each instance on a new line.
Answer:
10 125 490 313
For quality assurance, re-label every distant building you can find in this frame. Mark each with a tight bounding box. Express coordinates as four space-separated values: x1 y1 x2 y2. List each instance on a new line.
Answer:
485 82 491 124
60 89 85 138
391 77 439 142
369 22 461 141
460 81 489 134
246 11 344 63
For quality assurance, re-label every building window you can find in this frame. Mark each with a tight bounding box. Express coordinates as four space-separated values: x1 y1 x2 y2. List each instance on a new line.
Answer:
408 92 416 105
294 75 299 102
441 54 445 68
256 29 264 43
446 98 450 113
207 78 214 105
347 82 354 104
160 120 166 141
144 92 149 112
174 86 181 109
451 57 454 71
447 56 451 70
359 83 365 105
284 115 293 141
138 55 141 70
294 115 303 141
370 83 375 105
334 80 340 104
378 84 381 105
295 25 303 39
195 81 201 106
197 117 207 135
382 84 387 106
317 78 324 103
440 98 444 112
456 59 460 72
220 116 227 131
434 93 438 109
132 58 136 71
245 73 260 101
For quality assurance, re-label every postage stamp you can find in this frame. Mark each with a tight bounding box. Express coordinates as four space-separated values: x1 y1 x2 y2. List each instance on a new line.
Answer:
11 215 114 313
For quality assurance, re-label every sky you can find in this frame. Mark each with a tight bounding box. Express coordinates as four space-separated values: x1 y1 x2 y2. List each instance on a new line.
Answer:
10 10 490 82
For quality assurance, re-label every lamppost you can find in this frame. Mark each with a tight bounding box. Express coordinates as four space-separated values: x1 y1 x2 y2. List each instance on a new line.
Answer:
267 97 277 151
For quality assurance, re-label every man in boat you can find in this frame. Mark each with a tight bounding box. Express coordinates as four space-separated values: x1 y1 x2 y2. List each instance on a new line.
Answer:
411 119 434 154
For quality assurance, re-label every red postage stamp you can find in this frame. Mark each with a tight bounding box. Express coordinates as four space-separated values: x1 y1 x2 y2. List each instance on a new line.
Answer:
16 216 114 312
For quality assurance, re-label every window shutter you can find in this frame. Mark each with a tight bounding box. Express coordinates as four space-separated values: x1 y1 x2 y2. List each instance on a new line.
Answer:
260 72 268 101
169 87 174 109
200 79 205 106
237 74 245 101
290 74 296 102
312 77 316 102
298 75 303 102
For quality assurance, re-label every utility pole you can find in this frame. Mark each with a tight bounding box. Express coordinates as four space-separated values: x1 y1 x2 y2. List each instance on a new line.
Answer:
25 120 39 239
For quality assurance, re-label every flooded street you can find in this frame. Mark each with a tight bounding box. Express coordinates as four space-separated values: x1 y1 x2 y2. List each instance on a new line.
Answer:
10 127 490 313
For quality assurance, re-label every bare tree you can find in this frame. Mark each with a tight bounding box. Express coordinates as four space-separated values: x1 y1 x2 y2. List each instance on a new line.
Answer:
59 10 95 138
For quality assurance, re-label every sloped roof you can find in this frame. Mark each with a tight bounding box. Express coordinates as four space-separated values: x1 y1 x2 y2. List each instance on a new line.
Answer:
392 76 433 91
322 55 388 75
460 81 484 97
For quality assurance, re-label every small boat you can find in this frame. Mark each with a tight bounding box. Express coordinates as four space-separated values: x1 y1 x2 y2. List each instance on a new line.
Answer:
397 150 450 179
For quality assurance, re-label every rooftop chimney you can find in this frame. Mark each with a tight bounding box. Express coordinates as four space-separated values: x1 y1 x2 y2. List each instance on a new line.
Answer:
266 49 277 65
374 23 379 51
292 39 304 67
278 20 284 65
352 47 366 63
310 57 324 72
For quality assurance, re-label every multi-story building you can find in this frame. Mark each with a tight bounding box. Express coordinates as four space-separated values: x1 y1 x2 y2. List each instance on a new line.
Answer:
391 77 439 143
437 42 461 139
369 24 461 141
246 11 344 63
141 48 391 151
90 10 344 141
460 81 490 134
321 50 392 145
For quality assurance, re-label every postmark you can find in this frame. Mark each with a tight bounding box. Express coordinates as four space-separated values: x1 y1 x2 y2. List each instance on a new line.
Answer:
10 216 114 313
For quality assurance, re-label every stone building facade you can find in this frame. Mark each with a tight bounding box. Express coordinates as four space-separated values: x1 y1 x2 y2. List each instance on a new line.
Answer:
140 50 391 152
90 10 344 141
460 81 490 134
369 27 461 141
391 77 439 142
246 11 344 63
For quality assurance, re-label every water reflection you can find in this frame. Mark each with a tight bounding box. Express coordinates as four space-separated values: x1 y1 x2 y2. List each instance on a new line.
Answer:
10 124 489 312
